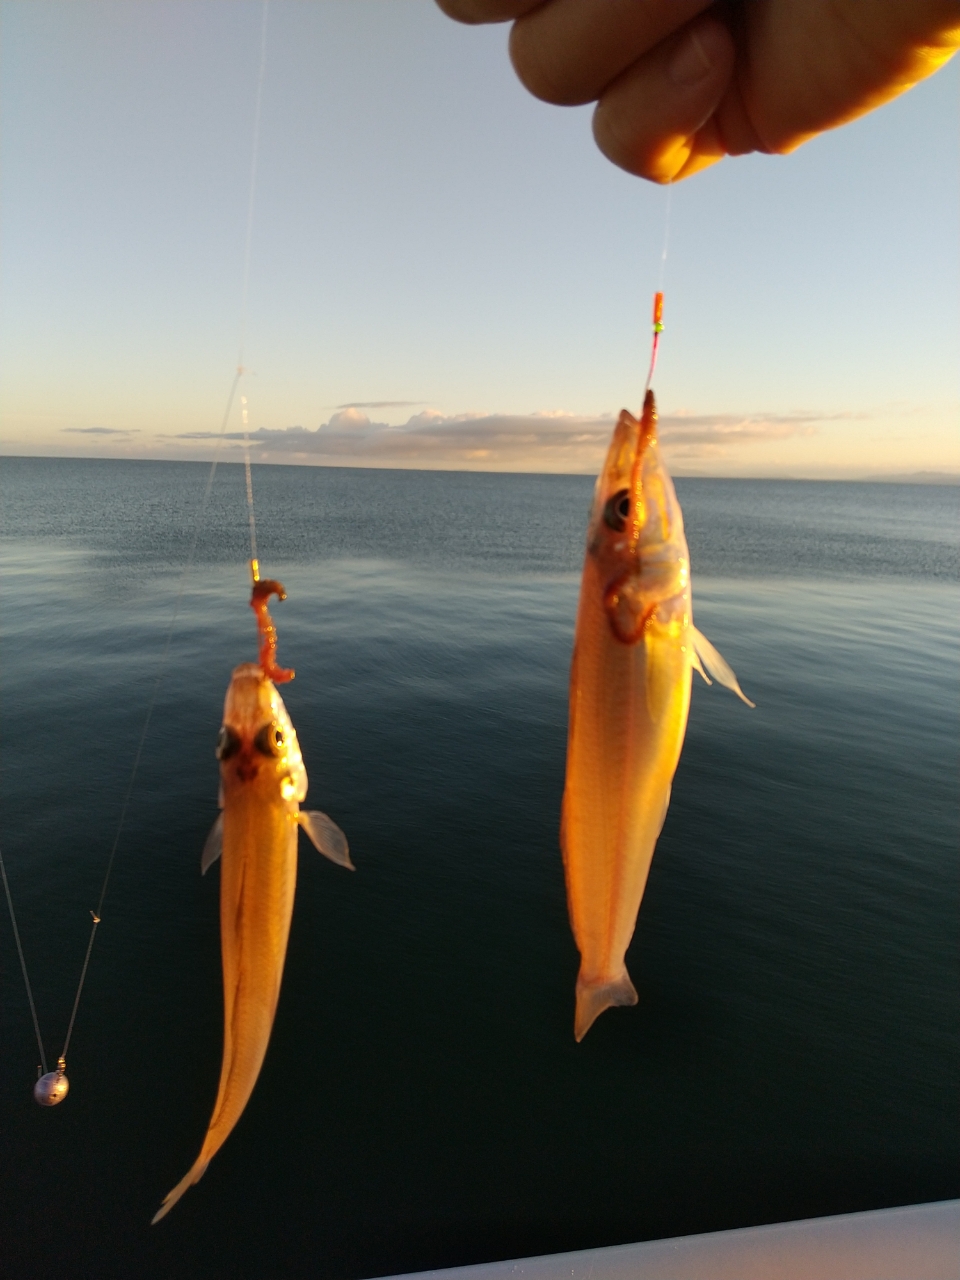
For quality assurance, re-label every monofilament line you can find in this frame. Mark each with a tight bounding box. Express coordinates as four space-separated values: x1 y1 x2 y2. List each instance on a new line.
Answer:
238 0 270 374
59 371 242 1066
1 371 239 1080
644 185 672 393
657 183 673 294
238 2 269 577
0 842 48 1074
42 1 272 1079
241 393 260 569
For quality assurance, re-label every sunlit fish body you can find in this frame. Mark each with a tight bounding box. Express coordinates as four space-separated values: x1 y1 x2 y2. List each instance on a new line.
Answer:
562 391 752 1042
153 661 351 1222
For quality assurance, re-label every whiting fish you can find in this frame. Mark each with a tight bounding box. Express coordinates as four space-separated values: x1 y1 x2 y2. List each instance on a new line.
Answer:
153 580 352 1222
562 390 753 1042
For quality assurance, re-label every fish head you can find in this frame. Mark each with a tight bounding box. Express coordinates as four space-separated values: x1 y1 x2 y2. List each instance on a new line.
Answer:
587 390 691 644
215 662 308 805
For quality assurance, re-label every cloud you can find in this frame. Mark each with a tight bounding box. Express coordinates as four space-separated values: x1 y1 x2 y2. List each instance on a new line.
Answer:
179 404 829 471
656 410 840 458
167 406 850 471
327 407 376 430
336 400 426 409
175 409 614 468
62 426 139 435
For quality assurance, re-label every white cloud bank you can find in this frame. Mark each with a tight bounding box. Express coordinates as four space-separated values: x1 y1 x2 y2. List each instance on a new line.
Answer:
170 406 840 473
62 426 140 435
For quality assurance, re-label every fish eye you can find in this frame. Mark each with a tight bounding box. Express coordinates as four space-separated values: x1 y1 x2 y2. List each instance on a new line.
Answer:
216 726 240 760
603 488 630 532
254 723 285 757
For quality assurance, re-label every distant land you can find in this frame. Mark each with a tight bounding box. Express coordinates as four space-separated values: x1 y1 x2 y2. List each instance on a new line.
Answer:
860 472 960 485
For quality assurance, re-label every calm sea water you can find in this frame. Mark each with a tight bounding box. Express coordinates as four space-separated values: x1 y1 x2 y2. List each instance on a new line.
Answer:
0 458 957 1280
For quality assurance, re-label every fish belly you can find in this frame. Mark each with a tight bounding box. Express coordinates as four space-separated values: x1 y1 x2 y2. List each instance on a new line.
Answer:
204 794 299 1162
562 577 690 1037
152 793 298 1222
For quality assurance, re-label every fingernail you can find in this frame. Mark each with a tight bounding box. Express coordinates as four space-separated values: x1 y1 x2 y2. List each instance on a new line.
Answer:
669 27 713 86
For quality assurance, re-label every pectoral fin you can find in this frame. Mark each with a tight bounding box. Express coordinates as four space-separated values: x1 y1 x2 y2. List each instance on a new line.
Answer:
690 645 711 685
691 627 755 707
200 814 223 875
298 810 354 870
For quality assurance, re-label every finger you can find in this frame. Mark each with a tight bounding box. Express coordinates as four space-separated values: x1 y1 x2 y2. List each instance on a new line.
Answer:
593 16 735 183
734 0 960 155
435 0 543 23
509 0 714 106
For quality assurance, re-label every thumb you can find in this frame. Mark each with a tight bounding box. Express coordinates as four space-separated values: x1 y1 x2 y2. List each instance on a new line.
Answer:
593 16 737 183
593 16 735 183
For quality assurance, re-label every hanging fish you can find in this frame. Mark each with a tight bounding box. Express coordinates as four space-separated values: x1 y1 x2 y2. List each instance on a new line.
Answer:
561 385 753 1042
153 576 352 1223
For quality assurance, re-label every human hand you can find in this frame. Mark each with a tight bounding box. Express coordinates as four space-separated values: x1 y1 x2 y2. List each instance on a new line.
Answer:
436 0 960 182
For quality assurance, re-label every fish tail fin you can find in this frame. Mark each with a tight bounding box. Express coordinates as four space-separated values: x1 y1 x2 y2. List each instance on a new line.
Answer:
574 970 638 1042
151 1156 211 1225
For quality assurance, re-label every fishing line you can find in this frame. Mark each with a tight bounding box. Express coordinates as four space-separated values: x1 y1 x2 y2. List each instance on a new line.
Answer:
238 0 269 583
56 369 243 1075
5 1 272 1103
61 0 271 1072
0 842 48 1075
238 0 270 376
241 393 261 579
644 291 665 393
3 376 239 1097
644 185 672 393
657 184 673 294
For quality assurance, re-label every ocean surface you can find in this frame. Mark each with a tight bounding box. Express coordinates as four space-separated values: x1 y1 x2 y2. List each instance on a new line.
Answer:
0 457 957 1280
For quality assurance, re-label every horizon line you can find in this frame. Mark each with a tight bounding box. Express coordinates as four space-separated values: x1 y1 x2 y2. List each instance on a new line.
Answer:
2 451 958 485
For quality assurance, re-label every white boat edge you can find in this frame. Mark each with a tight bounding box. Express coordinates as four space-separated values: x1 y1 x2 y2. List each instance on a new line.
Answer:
378 1199 959 1280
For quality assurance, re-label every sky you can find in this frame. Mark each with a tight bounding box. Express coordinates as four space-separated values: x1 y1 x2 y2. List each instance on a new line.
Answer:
1 0 958 478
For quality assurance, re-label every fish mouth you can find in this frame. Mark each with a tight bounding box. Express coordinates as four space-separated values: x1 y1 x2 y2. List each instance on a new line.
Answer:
592 393 658 542
595 392 659 644
624 390 658 541
233 752 260 783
